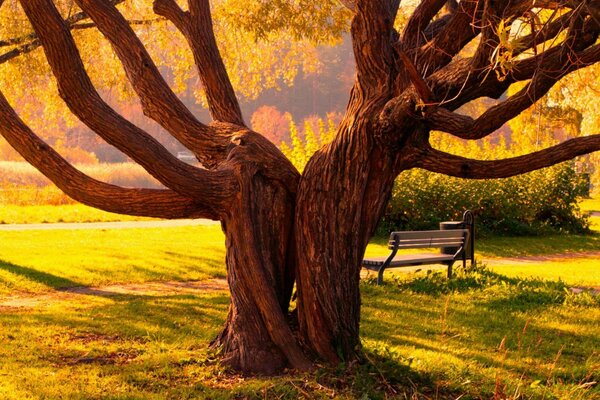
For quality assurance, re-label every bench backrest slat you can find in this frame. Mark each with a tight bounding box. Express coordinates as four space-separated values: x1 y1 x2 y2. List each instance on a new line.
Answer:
388 229 468 250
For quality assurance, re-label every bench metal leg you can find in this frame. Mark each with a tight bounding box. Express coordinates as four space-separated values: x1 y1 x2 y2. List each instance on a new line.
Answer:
447 262 453 279
377 267 385 285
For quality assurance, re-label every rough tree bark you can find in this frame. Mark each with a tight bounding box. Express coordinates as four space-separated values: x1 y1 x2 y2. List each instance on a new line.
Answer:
1 0 599 374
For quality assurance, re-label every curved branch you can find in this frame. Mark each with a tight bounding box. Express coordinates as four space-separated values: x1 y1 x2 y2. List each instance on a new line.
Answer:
152 0 188 32
401 0 448 49
153 0 244 125
426 28 600 139
427 73 559 139
0 90 217 220
19 0 237 202
413 0 482 76
184 0 245 126
417 135 600 179
74 0 233 165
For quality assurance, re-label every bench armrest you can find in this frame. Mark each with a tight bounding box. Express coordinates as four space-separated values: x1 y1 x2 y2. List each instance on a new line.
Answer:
382 233 400 269
451 230 470 260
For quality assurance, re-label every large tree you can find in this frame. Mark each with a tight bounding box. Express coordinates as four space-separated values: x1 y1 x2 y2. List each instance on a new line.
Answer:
0 0 599 374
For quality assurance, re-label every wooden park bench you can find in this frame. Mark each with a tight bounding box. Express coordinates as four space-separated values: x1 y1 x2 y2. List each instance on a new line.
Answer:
363 211 475 284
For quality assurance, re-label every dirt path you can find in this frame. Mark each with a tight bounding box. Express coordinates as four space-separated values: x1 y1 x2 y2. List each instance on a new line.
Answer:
1 250 599 310
486 250 600 264
0 219 219 231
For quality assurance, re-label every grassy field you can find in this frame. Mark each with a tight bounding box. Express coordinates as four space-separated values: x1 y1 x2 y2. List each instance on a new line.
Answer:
0 226 226 295
0 221 598 399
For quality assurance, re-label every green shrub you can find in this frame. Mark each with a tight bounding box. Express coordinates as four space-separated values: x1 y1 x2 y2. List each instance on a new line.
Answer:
380 162 590 236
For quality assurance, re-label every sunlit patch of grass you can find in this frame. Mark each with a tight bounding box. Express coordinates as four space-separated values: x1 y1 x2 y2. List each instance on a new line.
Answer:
2 265 597 399
487 257 600 287
590 216 600 231
0 226 226 295
361 266 600 399
580 197 600 213
476 234 600 258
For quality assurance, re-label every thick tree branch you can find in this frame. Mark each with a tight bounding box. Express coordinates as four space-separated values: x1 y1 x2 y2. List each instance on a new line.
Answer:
402 0 448 49
424 30 599 116
0 90 216 219
427 74 560 139
153 0 244 126
19 0 237 203
351 0 397 95
74 0 234 165
425 21 600 139
413 0 481 76
417 135 600 179
152 0 188 32
185 0 245 126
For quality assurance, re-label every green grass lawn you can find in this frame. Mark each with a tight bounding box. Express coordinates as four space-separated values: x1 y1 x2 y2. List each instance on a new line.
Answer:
580 198 600 213
0 226 226 295
0 222 599 398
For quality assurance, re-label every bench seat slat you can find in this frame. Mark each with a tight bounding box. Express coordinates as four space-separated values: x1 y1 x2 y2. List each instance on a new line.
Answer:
388 241 465 249
362 253 455 269
391 230 467 239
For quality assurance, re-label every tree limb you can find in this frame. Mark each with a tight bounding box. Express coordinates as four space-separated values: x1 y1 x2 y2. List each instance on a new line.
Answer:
19 0 237 202
184 0 245 126
0 90 217 219
74 0 234 165
152 0 244 126
152 0 188 32
0 39 40 64
413 0 482 76
427 74 562 139
471 0 503 69
512 10 575 58
401 0 448 49
426 22 600 139
417 135 600 179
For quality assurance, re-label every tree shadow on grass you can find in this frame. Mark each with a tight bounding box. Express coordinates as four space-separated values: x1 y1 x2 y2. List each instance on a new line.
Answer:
0 259 82 289
360 266 600 397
